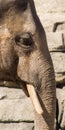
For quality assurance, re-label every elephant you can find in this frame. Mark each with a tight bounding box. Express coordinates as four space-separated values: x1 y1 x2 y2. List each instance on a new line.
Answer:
0 0 56 130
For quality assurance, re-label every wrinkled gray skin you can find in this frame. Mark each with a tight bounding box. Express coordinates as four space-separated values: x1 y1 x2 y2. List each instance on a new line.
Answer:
0 0 56 130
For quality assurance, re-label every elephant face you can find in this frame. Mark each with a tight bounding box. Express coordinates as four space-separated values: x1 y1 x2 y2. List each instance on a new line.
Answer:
0 0 56 130
0 0 48 86
0 0 40 83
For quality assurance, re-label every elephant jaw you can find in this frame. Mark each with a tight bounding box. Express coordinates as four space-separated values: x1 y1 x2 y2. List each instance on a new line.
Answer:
0 80 43 115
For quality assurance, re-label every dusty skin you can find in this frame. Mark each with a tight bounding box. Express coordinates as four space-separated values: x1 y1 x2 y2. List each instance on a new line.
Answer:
0 0 56 130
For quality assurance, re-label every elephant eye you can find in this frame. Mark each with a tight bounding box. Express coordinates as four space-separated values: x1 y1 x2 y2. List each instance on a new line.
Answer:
15 33 34 49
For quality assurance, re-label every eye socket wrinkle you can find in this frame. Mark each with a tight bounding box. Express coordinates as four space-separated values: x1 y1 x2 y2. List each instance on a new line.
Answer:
14 0 28 11
0 0 28 14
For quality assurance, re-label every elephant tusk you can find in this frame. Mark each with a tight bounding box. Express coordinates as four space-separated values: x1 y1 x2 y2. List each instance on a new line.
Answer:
27 84 43 115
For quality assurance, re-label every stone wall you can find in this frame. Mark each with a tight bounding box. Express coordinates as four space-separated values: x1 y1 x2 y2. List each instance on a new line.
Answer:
0 86 34 130
0 0 65 130
34 0 65 84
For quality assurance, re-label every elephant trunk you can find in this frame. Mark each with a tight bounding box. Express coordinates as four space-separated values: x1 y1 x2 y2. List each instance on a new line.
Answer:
21 50 56 130
34 58 56 130
24 54 56 130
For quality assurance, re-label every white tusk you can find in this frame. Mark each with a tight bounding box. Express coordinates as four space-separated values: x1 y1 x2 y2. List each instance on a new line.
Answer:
27 84 43 115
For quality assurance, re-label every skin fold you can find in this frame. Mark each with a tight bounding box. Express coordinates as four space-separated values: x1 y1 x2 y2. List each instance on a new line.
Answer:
0 0 56 130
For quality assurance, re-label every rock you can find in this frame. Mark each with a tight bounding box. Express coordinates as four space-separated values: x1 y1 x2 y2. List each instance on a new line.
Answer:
55 23 65 32
63 33 65 45
46 32 63 51
56 87 65 129
34 0 65 13
0 87 26 99
0 123 34 130
0 98 34 122
50 52 65 73
61 101 65 128
30 1 65 32
56 75 65 84
0 89 6 100
37 13 65 32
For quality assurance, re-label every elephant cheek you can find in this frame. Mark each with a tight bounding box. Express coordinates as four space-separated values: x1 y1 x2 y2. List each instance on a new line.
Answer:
17 64 28 83
17 57 39 85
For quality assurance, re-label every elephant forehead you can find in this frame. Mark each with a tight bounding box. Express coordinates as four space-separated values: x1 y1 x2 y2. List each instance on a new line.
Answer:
1 3 36 35
22 4 36 34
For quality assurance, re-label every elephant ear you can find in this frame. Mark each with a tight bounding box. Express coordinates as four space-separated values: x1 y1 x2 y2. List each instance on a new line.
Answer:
27 84 43 114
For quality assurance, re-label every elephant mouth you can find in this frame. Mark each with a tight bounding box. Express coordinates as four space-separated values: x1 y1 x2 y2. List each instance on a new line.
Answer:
0 78 43 115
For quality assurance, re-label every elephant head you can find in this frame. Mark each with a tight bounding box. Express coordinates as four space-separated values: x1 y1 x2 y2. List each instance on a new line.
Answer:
0 0 56 129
